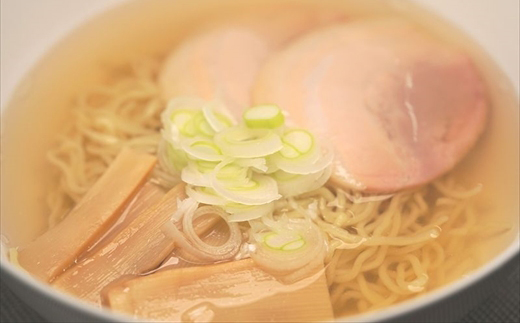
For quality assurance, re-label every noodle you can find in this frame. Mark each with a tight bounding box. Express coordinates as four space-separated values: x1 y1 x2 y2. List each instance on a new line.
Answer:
46 59 173 227
278 181 488 316
45 60 502 318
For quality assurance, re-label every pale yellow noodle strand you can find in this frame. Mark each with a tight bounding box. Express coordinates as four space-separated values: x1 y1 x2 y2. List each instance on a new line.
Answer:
378 260 409 295
45 59 170 227
434 180 482 199
360 246 388 272
334 248 378 283
356 274 385 305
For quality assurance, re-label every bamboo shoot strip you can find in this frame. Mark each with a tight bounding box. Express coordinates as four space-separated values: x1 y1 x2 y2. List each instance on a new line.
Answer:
52 183 221 304
79 182 165 260
18 148 157 282
105 259 334 322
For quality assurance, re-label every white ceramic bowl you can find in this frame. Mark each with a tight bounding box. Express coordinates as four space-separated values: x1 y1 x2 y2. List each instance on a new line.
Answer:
1 1 519 322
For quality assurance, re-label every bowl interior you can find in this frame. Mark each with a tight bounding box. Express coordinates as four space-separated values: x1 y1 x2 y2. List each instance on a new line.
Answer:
1 0 518 322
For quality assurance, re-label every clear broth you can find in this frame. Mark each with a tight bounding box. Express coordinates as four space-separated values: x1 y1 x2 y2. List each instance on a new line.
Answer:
1 0 518 317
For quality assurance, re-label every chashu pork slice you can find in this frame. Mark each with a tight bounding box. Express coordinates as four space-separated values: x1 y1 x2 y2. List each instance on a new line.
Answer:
253 19 489 193
159 6 347 116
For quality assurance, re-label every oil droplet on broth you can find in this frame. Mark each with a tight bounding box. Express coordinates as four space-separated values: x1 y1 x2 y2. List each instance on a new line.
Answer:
430 227 441 238
181 302 217 323
407 273 429 292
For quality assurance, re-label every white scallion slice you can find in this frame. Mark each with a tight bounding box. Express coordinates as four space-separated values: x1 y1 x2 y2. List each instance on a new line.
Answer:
181 137 224 161
270 143 333 175
214 126 283 158
203 106 234 132
171 109 197 132
180 118 199 137
161 97 210 137
234 158 268 173
279 145 300 159
164 141 189 171
263 232 305 251
211 165 281 205
281 239 306 251
250 219 325 275
177 112 214 138
181 163 212 187
216 163 250 182
282 129 314 155
274 166 332 197
186 185 227 205
264 158 279 174
163 205 241 263
170 197 199 222
243 105 285 129
161 97 220 138
224 202 274 222
194 160 220 173
192 112 215 137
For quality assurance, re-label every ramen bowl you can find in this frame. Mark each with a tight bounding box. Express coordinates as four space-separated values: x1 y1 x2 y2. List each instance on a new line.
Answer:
1 0 518 322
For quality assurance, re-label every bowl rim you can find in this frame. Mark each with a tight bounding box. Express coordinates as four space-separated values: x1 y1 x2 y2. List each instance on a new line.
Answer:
1 0 519 321
1 235 519 322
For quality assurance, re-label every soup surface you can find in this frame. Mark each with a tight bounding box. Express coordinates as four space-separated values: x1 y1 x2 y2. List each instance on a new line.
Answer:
1 0 519 321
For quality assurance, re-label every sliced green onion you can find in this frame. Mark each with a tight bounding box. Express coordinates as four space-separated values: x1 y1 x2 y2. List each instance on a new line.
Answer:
279 145 300 159
181 163 212 187
203 106 234 132
214 163 252 188
282 129 314 155
282 239 306 251
278 129 314 159
250 219 325 275
162 97 236 135
192 112 215 137
243 105 285 129
214 126 283 158
166 142 189 171
170 109 197 132
211 168 281 205
216 163 249 181
181 137 224 161
195 160 219 173
186 185 227 205
269 129 334 174
270 145 333 175
180 118 198 137
224 202 274 222
234 158 268 173
161 97 220 138
161 97 205 133
272 170 299 181
160 97 334 215
264 158 279 174
275 166 332 197
264 232 305 251
178 112 215 138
